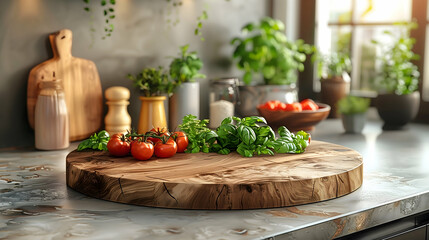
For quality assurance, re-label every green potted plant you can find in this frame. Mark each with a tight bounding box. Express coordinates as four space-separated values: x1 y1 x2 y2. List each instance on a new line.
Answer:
128 67 174 134
231 17 315 117
168 44 206 130
372 22 420 130
318 52 352 118
338 95 370 133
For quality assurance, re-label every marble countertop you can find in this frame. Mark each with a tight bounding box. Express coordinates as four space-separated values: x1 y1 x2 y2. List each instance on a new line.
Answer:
1 118 429 240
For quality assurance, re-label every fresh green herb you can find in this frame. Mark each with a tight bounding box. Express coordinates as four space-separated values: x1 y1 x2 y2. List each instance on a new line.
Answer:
128 67 175 97
169 44 206 86
338 95 370 115
231 17 315 85
270 127 310 154
77 130 110 151
179 115 310 158
372 21 420 95
178 115 217 153
316 52 352 79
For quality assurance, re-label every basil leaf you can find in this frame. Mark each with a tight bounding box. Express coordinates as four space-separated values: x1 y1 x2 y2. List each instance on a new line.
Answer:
97 130 110 140
218 148 231 155
221 117 234 125
237 125 256 145
278 126 291 138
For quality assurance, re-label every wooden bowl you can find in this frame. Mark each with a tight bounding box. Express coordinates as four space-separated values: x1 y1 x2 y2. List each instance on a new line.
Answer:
257 103 331 132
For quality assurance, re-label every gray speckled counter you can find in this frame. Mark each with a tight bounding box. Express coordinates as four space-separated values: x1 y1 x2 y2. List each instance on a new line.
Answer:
1 118 429 240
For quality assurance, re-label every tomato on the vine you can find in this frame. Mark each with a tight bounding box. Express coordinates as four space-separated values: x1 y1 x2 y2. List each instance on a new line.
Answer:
131 141 154 161
147 127 170 144
154 139 177 158
107 135 130 157
173 131 188 153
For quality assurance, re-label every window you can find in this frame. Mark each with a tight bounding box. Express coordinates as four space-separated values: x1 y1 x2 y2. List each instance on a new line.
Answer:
314 0 413 94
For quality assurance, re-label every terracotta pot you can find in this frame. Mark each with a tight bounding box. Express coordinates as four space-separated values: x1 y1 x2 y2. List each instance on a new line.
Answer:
320 76 350 118
236 84 298 117
375 92 420 130
138 96 167 134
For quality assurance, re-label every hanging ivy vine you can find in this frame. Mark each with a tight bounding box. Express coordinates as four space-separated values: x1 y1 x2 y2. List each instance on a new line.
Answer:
83 0 116 40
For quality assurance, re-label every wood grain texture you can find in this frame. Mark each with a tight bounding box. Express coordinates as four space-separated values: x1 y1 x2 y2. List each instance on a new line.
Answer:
66 141 363 210
27 29 103 141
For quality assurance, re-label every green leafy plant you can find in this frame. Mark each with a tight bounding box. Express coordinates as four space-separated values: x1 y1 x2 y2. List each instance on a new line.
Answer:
128 67 175 97
83 0 116 40
178 115 217 153
372 22 420 95
77 130 110 151
338 95 370 115
231 17 315 85
169 45 206 86
317 52 352 79
179 114 311 157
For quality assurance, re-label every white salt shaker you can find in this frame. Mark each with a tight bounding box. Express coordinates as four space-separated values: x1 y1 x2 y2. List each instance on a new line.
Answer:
209 78 239 129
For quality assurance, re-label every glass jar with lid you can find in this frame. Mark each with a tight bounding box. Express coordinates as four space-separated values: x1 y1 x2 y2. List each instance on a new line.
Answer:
209 78 239 128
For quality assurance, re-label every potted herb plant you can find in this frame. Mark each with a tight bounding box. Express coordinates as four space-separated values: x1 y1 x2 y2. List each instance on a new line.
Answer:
372 22 420 130
231 17 315 117
338 95 370 134
318 52 352 118
128 67 174 134
168 44 206 131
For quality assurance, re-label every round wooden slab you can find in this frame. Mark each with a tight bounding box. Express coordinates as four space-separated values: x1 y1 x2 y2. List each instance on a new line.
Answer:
66 141 363 210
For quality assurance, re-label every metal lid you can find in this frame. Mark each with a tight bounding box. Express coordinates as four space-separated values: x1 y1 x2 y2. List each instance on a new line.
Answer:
211 78 238 85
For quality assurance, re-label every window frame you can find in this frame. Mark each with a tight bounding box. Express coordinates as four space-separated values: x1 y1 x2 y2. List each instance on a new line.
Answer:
298 0 429 122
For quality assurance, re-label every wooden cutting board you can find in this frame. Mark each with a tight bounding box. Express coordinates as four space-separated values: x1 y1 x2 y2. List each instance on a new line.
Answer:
66 141 363 210
27 29 103 141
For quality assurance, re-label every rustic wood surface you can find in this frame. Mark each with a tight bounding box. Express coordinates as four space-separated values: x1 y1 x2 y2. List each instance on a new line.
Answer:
66 140 363 210
27 29 103 141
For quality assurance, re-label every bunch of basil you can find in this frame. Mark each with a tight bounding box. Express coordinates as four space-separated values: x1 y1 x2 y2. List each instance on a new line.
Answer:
179 115 310 158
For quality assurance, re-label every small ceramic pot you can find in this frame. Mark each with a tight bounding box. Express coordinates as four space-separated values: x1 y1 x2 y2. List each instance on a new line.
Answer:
169 82 200 131
341 113 366 134
138 96 167 134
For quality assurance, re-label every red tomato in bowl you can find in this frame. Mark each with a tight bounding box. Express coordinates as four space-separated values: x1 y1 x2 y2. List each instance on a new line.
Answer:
285 102 302 112
131 141 154 161
300 99 319 111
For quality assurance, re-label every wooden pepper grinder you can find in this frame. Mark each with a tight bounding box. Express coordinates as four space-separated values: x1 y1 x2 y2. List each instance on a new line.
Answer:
105 86 132 135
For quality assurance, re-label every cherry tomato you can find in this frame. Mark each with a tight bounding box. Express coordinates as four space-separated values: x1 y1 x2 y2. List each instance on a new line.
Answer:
285 102 303 112
277 102 287 111
300 99 319 111
173 132 188 153
154 139 177 158
260 100 283 111
147 127 170 144
107 137 130 157
131 141 154 161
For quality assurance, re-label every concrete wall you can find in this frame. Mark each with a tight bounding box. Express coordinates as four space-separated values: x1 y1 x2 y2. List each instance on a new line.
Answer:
0 0 269 148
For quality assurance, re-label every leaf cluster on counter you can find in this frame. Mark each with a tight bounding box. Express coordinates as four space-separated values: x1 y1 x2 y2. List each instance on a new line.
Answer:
179 114 311 157
77 130 110 151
